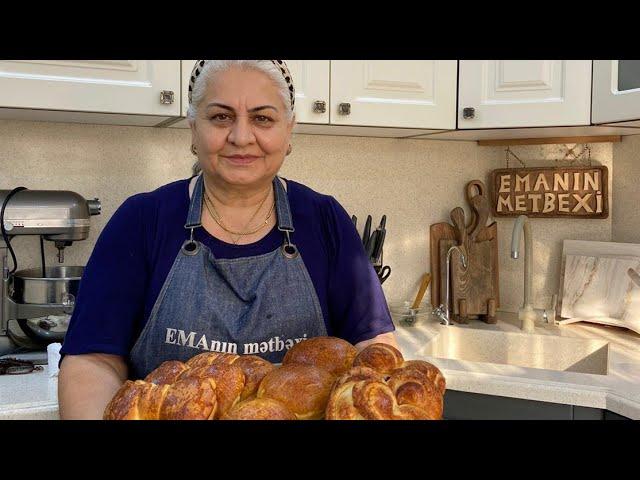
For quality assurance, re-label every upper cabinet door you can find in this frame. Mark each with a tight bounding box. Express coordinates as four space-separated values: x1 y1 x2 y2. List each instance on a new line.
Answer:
330 61 457 129
285 61 330 124
458 61 592 129
181 59 197 117
592 60 640 124
0 60 181 116
180 60 329 124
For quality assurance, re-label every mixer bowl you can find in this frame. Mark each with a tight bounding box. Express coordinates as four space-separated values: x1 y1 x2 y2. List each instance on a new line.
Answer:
10 266 84 305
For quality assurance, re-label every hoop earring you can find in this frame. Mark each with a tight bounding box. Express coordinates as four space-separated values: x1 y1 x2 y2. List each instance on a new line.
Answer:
191 144 198 156
286 144 292 156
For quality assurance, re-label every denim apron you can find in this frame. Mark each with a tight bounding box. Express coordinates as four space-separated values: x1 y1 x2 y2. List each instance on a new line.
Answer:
129 175 327 378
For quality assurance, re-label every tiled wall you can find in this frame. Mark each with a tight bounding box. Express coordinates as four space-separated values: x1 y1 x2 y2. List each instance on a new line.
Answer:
0 120 615 313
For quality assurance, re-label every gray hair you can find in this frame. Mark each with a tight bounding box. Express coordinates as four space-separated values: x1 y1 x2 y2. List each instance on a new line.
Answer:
187 60 295 176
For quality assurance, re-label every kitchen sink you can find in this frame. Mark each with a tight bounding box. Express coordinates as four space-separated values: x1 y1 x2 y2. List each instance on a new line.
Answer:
419 327 609 375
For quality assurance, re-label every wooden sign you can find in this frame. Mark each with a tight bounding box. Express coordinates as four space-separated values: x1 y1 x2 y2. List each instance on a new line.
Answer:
490 166 608 218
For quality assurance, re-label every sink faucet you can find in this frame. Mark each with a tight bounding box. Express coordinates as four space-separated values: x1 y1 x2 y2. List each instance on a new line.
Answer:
433 245 467 325
510 215 558 331
511 215 537 332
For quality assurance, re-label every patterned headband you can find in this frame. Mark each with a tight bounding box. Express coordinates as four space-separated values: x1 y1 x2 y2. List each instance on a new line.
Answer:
188 60 295 111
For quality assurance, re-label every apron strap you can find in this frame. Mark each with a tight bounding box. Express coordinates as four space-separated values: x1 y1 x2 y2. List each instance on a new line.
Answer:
274 176 298 258
274 176 294 234
183 174 296 255
184 174 204 230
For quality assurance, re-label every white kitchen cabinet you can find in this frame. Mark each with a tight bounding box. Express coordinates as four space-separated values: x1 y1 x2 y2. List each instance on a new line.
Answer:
176 60 329 126
0 60 181 119
176 60 330 126
458 61 592 129
286 61 330 124
592 60 640 126
173 60 448 134
330 61 457 129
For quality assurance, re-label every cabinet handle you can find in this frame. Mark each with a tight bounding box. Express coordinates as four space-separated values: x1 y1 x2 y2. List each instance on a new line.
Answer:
160 90 175 105
313 100 327 114
338 103 351 115
462 107 475 119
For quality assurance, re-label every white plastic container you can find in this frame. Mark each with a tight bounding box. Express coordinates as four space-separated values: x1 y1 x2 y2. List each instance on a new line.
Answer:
47 342 62 377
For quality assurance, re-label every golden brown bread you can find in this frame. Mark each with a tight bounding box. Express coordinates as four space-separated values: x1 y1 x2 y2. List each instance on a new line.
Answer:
282 336 357 377
397 360 446 396
387 368 443 419
333 366 386 389
257 364 335 420
232 355 276 400
324 366 386 420
185 352 239 369
352 343 404 375
178 363 245 418
103 377 218 420
325 359 445 420
103 380 167 420
326 381 436 420
221 397 297 420
144 361 190 385
326 376 434 420
158 377 218 420
104 340 447 421
105 353 274 420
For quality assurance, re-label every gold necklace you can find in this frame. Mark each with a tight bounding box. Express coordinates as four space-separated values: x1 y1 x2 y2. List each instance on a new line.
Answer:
205 185 269 223
204 198 275 244
202 186 275 244
205 195 275 236
205 186 272 234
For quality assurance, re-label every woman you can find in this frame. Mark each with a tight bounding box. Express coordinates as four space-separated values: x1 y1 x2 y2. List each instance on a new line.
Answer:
58 60 397 419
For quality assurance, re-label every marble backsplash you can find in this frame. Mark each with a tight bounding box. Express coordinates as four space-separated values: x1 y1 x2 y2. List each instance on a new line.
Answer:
561 254 640 333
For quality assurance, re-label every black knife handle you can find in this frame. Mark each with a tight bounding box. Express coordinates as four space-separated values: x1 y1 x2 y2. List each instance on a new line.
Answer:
362 215 372 247
366 230 378 259
372 229 386 264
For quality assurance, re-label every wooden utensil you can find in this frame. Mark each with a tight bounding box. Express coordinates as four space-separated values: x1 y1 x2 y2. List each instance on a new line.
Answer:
412 273 432 309
450 207 468 249
466 180 484 235
467 180 494 242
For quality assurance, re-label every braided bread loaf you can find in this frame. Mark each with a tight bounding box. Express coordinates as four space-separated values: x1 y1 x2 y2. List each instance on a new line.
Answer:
326 343 446 420
103 352 275 420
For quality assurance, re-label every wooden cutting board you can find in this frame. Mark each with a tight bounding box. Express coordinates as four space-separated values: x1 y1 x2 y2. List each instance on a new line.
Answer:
430 222 456 309
453 181 499 323
429 180 500 323
450 225 499 323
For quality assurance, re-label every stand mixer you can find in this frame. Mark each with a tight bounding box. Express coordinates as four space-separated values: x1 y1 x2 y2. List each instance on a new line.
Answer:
0 188 101 356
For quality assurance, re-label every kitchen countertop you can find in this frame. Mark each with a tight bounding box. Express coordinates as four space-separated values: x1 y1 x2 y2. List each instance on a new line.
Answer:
2 311 640 420
0 367 59 420
394 311 640 419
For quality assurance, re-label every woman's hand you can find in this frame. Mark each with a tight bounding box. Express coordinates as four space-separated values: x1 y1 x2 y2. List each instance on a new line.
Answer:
58 353 128 420
354 331 399 351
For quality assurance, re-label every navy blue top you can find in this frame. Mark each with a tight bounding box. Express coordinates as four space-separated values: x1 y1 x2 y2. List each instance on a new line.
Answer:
61 177 394 360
